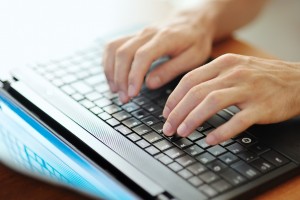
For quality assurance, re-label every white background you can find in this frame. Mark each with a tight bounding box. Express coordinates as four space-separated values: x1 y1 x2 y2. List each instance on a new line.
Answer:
0 0 299 80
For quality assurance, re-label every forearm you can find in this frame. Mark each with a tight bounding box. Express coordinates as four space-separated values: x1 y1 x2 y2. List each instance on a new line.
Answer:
175 0 268 42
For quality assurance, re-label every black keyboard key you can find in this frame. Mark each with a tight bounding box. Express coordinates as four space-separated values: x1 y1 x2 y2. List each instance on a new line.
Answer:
103 91 118 100
132 96 150 106
199 184 218 198
145 146 160 156
196 152 215 164
112 98 123 106
195 138 211 149
236 134 257 147
164 147 185 159
122 102 140 112
113 110 131 121
127 133 141 142
207 114 226 127
220 168 246 186
133 124 151 136
188 176 203 187
151 122 164 134
178 169 193 180
251 158 275 173
185 145 204 156
249 143 270 155
79 99 95 109
152 110 165 121
85 91 102 101
143 103 161 113
98 112 111 120
220 139 234 147
207 145 226 156
156 96 168 107
141 115 160 126
202 128 214 136
168 162 183 172
132 109 150 119
158 155 173 165
197 122 212 132
115 125 132 135
218 152 239 165
94 98 112 107
90 106 103 115
237 150 258 162
211 179 232 193
122 117 141 128
217 109 233 120
154 140 173 151
103 104 121 114
143 132 162 143
227 142 246 154
187 163 207 175
106 118 120 127
199 171 220 184
261 150 289 167
173 138 193 149
231 161 260 179
187 130 204 141
136 139 150 149
207 160 227 173
175 155 196 167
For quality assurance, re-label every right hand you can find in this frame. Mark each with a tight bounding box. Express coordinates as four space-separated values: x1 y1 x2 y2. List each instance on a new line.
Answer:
103 12 215 103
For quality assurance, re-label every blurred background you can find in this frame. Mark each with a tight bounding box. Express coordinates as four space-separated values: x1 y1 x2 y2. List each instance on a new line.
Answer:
0 0 299 80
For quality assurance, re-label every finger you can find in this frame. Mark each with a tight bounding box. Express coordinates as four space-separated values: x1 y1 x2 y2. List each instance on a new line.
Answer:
176 88 242 137
114 33 157 102
205 109 255 145
103 36 133 92
163 53 241 118
145 47 209 89
127 33 190 98
163 79 233 136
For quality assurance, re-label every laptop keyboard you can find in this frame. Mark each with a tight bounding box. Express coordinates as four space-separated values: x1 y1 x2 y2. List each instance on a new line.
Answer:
30 45 291 198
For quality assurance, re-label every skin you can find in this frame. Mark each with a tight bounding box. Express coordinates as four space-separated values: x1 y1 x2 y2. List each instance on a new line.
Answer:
102 0 300 145
163 54 300 145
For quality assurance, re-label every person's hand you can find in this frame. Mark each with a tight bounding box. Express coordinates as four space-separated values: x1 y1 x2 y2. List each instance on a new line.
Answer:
102 11 215 103
162 54 300 145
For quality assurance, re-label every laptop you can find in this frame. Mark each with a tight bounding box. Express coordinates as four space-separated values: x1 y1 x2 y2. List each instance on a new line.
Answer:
1 31 300 200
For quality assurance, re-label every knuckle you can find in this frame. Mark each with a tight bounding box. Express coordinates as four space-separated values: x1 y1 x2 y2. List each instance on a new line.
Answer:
218 53 239 65
140 26 158 35
158 28 176 37
189 85 204 100
206 91 222 106
116 47 130 60
135 48 148 60
180 72 194 87
228 65 249 79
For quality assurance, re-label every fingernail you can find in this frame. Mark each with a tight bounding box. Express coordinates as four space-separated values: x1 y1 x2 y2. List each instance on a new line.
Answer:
177 123 187 137
163 106 170 118
163 121 173 136
149 76 161 88
128 84 136 97
206 134 218 145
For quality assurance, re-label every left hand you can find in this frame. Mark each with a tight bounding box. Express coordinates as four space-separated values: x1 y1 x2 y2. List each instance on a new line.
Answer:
162 53 300 145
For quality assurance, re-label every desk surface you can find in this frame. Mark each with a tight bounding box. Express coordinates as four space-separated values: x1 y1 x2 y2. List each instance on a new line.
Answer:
1 37 300 200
